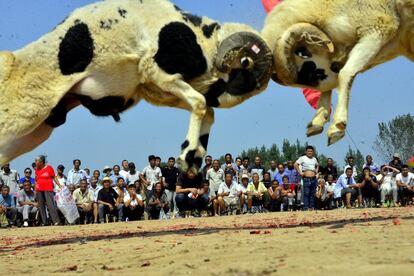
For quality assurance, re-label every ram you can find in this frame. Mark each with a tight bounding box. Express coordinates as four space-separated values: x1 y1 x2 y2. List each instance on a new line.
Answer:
0 0 273 171
262 0 414 145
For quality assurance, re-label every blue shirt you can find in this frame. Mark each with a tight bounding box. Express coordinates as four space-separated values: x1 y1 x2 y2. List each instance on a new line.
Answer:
362 163 380 174
67 169 87 185
18 177 35 185
0 194 15 207
334 174 355 198
274 171 286 184
285 167 300 184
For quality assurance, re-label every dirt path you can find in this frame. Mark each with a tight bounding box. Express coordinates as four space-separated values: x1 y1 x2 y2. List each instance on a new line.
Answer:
1 207 414 275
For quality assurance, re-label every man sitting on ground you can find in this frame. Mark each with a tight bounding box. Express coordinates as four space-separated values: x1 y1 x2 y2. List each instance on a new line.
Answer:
377 165 399 207
396 165 414 205
280 175 296 211
238 174 250 213
0 186 17 227
17 180 38 227
359 167 379 207
247 173 268 213
175 169 209 218
148 182 170 219
124 183 144 221
73 179 94 224
316 178 333 210
217 173 240 215
267 180 281 212
335 167 361 209
97 177 119 223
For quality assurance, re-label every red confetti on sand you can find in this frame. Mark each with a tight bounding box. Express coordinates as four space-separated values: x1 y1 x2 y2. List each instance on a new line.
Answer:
250 230 261 234
392 218 401 225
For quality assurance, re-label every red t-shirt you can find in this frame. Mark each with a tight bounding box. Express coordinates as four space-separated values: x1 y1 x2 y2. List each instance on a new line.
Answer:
35 165 55 192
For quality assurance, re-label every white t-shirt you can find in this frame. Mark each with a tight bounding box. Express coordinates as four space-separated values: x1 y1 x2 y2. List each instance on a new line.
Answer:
218 182 239 197
141 166 162 190
296 155 318 172
124 193 143 206
126 171 141 185
396 172 414 187
377 173 395 190
119 169 129 180
344 165 357 178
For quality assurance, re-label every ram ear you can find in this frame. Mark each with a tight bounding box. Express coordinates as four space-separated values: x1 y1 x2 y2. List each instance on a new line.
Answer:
273 23 333 85
0 51 15 83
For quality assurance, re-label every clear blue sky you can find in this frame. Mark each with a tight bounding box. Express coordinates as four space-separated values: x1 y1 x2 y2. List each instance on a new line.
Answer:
1 0 412 174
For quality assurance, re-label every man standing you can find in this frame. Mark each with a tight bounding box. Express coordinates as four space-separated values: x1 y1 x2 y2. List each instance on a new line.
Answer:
67 159 87 187
221 153 239 172
201 155 213 180
111 165 125 184
119 160 129 180
321 158 338 181
363 155 380 174
389 153 403 171
17 180 37 227
162 157 180 217
73 179 94 224
285 160 300 184
344 156 357 178
140 155 163 191
56 165 67 188
295 146 319 210
267 160 278 180
0 186 18 227
238 157 251 183
0 164 19 201
206 160 224 196
274 163 287 184
126 162 140 186
18 168 35 187
250 156 266 181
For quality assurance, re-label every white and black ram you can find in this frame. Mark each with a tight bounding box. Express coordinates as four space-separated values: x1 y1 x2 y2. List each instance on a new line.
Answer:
0 0 273 171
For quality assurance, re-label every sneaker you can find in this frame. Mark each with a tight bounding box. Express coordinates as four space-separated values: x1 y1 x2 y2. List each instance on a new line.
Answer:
23 221 29 227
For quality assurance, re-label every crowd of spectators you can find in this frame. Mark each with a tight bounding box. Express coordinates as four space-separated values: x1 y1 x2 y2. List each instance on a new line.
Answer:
0 148 413 228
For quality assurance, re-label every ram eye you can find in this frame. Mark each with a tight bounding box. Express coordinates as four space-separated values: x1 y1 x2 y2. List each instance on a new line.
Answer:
295 47 312 59
240 57 253 69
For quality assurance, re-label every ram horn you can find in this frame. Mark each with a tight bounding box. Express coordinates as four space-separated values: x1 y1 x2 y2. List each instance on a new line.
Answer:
215 32 273 88
274 23 334 85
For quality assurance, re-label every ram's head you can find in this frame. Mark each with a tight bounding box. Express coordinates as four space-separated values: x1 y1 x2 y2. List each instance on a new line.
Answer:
272 23 340 91
215 32 273 96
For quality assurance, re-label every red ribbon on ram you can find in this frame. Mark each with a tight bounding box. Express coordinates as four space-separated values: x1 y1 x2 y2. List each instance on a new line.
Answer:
261 0 321 109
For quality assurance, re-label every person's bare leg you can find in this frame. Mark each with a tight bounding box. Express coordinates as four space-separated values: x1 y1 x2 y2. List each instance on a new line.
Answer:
346 193 352 208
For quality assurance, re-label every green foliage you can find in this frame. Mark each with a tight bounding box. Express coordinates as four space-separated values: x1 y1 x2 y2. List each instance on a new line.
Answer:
374 114 414 163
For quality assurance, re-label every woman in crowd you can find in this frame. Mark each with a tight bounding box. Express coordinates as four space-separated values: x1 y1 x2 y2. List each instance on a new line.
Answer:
34 155 61 226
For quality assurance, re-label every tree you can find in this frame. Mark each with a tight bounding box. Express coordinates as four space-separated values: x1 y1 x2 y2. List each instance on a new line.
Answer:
344 146 364 176
374 114 414 163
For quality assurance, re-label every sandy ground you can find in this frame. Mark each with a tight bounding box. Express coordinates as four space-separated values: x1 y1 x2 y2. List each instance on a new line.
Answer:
1 207 414 275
